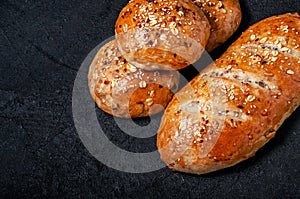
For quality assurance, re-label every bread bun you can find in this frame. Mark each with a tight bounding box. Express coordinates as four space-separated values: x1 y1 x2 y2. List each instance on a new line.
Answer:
88 40 180 118
192 0 242 51
115 0 210 71
157 13 300 175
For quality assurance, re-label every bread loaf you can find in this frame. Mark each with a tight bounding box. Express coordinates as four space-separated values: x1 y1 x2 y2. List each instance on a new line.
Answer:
157 13 300 174
192 0 242 51
88 40 179 118
115 0 211 71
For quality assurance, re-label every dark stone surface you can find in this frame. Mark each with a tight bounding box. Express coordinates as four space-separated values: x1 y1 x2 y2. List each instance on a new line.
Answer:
0 0 299 198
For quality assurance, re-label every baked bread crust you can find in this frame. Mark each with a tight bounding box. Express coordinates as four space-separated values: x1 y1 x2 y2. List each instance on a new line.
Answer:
88 40 179 118
115 0 211 70
157 13 300 175
192 0 242 51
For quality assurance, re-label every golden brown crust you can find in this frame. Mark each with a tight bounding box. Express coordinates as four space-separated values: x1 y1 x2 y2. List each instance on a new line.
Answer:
192 0 242 51
88 40 180 118
115 0 210 70
157 13 300 175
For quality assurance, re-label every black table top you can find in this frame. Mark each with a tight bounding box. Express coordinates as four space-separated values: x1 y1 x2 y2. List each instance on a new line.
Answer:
1 0 299 198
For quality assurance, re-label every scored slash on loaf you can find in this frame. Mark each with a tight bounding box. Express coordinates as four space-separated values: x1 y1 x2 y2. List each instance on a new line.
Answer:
157 13 300 175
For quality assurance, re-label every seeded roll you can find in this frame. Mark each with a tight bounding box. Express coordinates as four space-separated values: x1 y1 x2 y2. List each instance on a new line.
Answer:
88 40 180 118
192 0 242 51
115 0 211 71
157 13 300 175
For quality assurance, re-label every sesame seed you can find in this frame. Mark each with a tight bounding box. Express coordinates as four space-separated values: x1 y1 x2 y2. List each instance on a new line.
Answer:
169 21 176 29
280 65 284 71
226 65 233 70
139 81 147 88
122 24 128 32
250 34 256 41
146 98 153 106
271 57 278 62
286 69 294 75
178 11 184 17
149 90 154 97
171 28 179 35
246 95 256 102
127 64 137 72
272 50 279 56
278 43 282 49
259 37 268 43
281 47 290 52
160 34 167 41
150 20 158 26
264 72 274 77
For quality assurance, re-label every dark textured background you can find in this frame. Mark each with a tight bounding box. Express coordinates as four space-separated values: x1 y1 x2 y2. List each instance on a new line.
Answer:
1 0 300 198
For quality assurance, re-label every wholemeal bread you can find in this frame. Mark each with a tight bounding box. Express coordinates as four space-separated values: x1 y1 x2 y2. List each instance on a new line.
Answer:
88 40 179 118
157 13 300 175
115 0 211 71
192 0 242 51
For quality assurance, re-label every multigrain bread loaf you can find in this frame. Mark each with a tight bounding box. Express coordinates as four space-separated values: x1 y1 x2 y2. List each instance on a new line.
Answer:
157 13 300 175
192 0 242 51
88 40 179 118
115 0 211 70
115 0 242 71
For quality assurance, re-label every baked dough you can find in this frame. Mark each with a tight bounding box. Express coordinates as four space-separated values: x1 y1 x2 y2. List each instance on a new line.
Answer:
157 13 300 174
88 40 180 118
192 0 242 51
115 0 211 70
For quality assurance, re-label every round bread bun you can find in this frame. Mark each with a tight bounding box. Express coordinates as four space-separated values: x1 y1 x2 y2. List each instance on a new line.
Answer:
192 0 242 51
88 40 180 118
115 0 211 71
